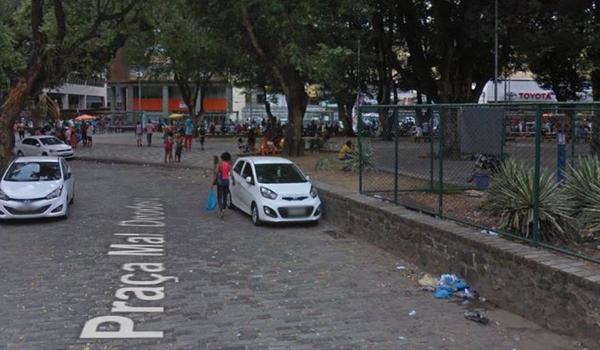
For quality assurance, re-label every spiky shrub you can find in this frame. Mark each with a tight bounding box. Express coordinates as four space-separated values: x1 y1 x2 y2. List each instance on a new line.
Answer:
347 144 374 173
564 156 600 234
481 159 575 242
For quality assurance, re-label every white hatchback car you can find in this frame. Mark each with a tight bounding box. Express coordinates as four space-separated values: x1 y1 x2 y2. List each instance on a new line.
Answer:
14 136 74 159
230 157 321 225
0 157 75 220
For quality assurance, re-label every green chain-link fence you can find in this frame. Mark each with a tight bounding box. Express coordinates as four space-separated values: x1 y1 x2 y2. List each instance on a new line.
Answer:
358 102 600 264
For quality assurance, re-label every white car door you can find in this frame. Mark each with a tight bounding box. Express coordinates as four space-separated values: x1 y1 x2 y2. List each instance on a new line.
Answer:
239 162 256 212
61 159 74 200
31 138 43 155
230 160 245 210
20 139 34 155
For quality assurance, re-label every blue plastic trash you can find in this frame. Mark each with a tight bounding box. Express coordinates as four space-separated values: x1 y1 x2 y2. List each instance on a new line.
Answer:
433 274 469 299
206 189 217 211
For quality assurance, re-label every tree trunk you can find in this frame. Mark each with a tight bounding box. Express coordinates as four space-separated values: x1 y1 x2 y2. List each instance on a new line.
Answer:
262 86 276 125
335 94 355 137
440 108 461 159
591 68 600 155
196 85 207 128
283 80 308 157
0 64 43 169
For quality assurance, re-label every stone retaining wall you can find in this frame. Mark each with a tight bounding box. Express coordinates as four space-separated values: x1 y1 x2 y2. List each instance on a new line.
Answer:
315 181 600 342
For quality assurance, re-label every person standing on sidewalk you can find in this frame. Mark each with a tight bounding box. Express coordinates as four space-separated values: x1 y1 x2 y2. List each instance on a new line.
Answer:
213 152 235 219
184 117 194 151
164 132 174 164
174 132 184 162
135 121 144 147
146 120 155 147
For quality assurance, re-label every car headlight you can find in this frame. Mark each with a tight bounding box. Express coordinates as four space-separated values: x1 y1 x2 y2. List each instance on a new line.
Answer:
310 186 318 198
0 189 10 201
260 187 277 200
45 186 63 200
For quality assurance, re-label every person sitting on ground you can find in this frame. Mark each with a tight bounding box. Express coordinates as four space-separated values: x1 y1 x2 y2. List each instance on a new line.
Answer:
338 140 353 161
237 137 247 153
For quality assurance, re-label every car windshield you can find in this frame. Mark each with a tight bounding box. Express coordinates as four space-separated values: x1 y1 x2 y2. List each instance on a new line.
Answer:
255 163 306 184
3 162 61 182
39 137 63 145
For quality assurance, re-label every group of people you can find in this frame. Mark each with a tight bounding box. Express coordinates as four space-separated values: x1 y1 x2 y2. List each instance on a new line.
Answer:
134 118 200 164
13 119 94 148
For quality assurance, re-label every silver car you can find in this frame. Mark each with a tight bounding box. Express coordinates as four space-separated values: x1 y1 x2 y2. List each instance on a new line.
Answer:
0 157 75 220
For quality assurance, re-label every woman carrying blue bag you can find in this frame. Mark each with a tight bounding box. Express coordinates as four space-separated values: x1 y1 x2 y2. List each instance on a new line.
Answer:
208 153 235 218
206 189 217 211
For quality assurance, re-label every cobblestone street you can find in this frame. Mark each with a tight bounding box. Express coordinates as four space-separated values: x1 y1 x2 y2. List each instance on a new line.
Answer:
0 161 581 349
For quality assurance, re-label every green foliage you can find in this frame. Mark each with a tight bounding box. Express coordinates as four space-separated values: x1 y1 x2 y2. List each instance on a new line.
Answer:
481 160 576 243
347 144 374 173
564 156 600 234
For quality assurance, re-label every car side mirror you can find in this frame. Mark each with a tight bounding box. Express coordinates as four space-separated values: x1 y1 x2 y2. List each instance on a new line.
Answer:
245 176 253 185
306 175 311 180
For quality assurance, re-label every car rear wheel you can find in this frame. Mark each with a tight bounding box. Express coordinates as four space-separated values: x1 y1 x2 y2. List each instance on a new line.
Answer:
16 151 24 157
42 152 48 156
251 203 261 226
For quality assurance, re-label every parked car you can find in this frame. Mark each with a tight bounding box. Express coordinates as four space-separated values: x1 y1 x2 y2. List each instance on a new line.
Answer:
0 157 75 220
229 156 321 225
14 136 74 159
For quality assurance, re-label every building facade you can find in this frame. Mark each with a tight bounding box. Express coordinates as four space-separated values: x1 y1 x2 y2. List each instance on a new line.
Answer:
107 49 233 123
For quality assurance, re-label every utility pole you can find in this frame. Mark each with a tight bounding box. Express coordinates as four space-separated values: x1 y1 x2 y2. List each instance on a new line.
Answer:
494 0 499 103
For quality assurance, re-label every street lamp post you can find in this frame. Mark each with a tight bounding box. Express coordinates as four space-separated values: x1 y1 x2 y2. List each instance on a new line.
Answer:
136 70 143 124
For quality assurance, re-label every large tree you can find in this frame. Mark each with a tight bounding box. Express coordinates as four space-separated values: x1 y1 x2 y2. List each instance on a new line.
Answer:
194 0 346 156
0 0 142 168
125 0 234 126
392 0 512 156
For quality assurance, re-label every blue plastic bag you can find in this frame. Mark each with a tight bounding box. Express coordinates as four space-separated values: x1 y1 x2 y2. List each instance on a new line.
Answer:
433 274 469 299
206 189 217 211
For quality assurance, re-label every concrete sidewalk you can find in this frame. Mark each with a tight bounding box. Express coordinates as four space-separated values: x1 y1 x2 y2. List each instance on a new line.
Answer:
73 132 238 169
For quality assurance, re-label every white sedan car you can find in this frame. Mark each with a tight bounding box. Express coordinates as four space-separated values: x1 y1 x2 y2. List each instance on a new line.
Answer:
230 157 321 225
14 135 74 159
0 157 75 220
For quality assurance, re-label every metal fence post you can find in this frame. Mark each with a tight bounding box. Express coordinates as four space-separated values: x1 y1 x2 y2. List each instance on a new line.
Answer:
358 106 363 194
500 106 506 162
532 104 542 245
438 107 444 217
429 107 434 192
394 108 399 204
570 111 576 162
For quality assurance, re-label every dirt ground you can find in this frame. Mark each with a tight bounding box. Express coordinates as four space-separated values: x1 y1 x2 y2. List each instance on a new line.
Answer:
292 152 600 262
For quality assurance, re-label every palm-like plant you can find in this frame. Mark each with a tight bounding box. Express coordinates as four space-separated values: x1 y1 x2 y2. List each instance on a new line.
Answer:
481 159 575 242
347 144 374 173
564 156 600 234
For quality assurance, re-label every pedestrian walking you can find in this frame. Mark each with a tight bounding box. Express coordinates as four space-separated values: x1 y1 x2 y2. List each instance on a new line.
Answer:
247 128 256 152
164 133 174 164
135 121 143 147
199 126 206 151
86 123 94 147
175 132 184 162
213 152 235 219
146 120 155 147
17 122 25 140
184 117 194 151
81 123 88 147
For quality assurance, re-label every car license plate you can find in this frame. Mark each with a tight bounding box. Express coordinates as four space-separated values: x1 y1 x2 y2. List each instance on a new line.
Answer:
287 207 305 216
